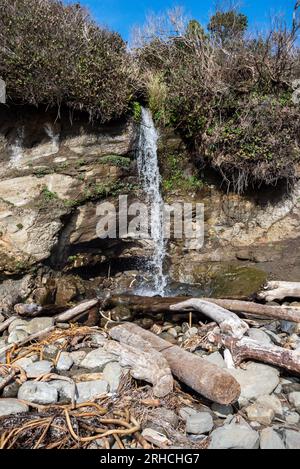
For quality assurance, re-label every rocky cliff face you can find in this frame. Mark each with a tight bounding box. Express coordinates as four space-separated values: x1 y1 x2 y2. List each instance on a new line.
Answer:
1 105 300 310
0 106 139 275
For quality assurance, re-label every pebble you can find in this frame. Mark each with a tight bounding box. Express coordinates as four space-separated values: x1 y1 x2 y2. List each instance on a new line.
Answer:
56 323 70 330
148 408 179 428
8 329 29 344
185 412 214 435
80 349 117 370
76 380 109 403
24 317 55 335
48 380 75 403
288 392 300 411
8 319 28 333
280 321 299 335
247 328 272 345
255 395 283 416
211 403 233 419
90 333 107 347
0 399 29 417
203 351 226 369
159 332 177 344
56 352 74 371
140 318 154 330
209 421 259 449
70 351 87 366
179 406 198 421
142 428 170 447
183 327 198 340
2 381 20 398
14 356 36 370
167 327 178 338
260 428 285 449
229 362 280 402
103 362 123 393
245 403 275 425
284 429 300 449
43 344 59 359
285 411 300 425
25 360 53 378
18 381 58 404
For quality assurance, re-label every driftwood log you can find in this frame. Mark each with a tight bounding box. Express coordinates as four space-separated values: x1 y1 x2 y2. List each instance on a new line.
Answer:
0 326 55 356
258 281 300 302
208 332 300 375
105 335 174 398
0 316 17 334
105 295 300 323
109 323 241 405
54 299 99 323
170 299 248 339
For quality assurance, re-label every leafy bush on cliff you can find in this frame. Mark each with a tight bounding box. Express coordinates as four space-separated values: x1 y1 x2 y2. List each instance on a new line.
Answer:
136 6 300 192
0 0 135 121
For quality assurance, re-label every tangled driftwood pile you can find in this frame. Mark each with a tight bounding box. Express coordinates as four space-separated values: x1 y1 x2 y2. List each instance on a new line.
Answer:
1 281 300 449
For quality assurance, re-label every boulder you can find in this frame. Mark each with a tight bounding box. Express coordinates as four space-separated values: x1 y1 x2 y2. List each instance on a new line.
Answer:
209 421 259 449
80 349 117 370
56 352 74 372
245 403 275 425
25 360 53 378
0 399 29 417
102 362 122 393
288 392 300 411
186 412 214 435
76 380 109 403
260 428 285 449
284 430 300 449
229 362 280 402
18 381 58 404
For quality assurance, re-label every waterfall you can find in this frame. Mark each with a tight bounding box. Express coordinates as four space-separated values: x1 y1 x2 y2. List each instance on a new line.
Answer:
137 108 167 295
10 126 24 168
44 123 60 155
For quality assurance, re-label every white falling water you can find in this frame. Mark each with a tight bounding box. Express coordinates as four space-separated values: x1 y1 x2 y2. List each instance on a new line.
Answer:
137 108 167 295
44 123 60 155
10 126 25 168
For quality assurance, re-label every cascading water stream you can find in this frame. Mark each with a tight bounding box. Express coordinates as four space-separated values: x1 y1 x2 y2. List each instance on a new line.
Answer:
10 126 24 168
136 108 167 296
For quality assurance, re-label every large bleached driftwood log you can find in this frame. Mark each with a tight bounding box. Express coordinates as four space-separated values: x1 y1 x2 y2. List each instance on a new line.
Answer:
105 336 173 398
258 281 300 302
170 299 248 339
208 332 300 374
106 294 300 323
109 323 241 405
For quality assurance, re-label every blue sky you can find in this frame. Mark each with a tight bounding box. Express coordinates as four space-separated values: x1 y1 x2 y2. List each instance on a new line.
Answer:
68 0 294 41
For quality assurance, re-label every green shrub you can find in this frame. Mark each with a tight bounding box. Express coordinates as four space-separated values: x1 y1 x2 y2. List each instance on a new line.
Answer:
132 101 142 122
41 187 58 201
0 0 135 121
136 6 300 192
100 155 131 168
163 154 203 193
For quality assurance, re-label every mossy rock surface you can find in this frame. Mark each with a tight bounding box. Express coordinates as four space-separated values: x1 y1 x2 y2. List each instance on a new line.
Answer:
174 262 267 299
209 263 267 299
